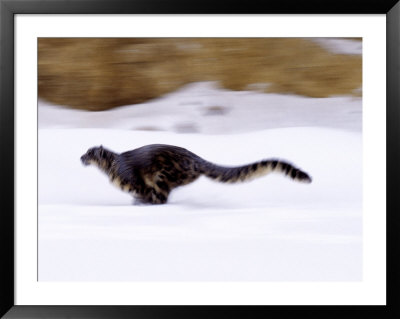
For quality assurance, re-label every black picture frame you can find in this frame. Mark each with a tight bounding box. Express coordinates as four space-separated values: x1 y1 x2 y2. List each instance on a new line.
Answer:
1 0 399 318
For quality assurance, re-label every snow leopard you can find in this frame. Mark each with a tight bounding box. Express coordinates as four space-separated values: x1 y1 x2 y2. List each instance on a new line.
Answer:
80 144 312 205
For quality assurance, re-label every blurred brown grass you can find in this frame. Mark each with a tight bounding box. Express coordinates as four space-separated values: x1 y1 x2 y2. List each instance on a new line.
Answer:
38 38 362 111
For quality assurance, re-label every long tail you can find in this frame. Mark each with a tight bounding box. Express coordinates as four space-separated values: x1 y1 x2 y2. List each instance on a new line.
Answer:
199 159 312 184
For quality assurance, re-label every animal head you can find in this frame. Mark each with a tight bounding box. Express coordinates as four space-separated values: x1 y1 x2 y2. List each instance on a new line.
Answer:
80 145 106 166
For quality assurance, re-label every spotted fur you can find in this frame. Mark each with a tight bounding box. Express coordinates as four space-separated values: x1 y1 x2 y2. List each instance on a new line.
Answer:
81 144 312 205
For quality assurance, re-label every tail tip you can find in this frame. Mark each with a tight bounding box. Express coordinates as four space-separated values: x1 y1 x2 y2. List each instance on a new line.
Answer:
303 176 312 184
297 171 312 184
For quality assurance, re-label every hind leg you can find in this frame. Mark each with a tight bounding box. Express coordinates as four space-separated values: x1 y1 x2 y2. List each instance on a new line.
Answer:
130 173 171 205
132 197 151 206
148 187 168 204
133 186 169 205
144 173 173 204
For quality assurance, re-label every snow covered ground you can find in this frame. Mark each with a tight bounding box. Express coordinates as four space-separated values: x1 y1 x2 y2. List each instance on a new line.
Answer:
39 82 362 133
38 82 362 281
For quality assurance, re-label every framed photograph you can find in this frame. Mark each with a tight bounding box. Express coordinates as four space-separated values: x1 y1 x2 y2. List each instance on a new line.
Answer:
1 0 399 318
